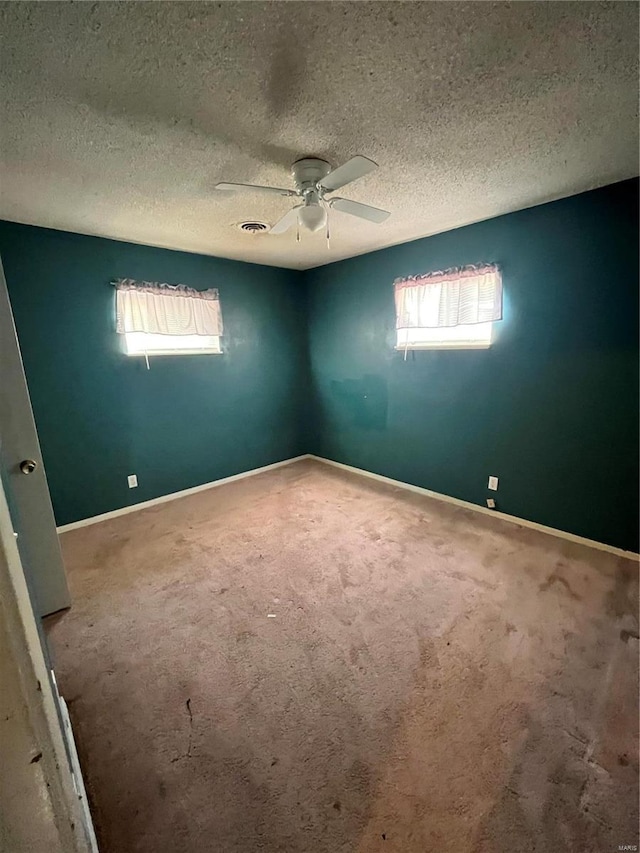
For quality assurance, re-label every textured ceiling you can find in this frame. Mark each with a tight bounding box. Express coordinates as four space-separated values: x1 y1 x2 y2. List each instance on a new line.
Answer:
0 2 638 270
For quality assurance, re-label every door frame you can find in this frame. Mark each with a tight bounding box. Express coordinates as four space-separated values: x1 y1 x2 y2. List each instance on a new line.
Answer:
0 475 96 852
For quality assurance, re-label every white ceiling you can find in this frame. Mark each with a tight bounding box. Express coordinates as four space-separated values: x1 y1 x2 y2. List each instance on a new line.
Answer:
0 2 637 270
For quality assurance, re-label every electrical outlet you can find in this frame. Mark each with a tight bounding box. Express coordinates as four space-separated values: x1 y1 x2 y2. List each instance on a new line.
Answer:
488 475 499 491
127 474 138 489
486 498 496 509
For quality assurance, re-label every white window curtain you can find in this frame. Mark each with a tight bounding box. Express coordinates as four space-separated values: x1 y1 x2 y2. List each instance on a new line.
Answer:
115 279 223 337
394 264 502 330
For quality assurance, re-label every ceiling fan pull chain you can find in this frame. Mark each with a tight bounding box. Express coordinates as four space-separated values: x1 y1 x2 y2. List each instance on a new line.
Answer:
326 209 330 249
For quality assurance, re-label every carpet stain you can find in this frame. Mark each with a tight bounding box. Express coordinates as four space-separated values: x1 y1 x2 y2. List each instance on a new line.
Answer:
446 568 497 591
538 571 582 600
606 562 638 618
620 628 640 644
236 630 257 643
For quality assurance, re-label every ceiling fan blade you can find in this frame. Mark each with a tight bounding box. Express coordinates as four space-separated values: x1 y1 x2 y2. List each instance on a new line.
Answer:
269 205 302 234
329 197 390 223
319 156 378 192
215 182 298 197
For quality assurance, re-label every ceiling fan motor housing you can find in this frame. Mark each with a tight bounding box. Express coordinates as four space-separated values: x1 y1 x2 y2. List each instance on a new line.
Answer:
292 158 332 194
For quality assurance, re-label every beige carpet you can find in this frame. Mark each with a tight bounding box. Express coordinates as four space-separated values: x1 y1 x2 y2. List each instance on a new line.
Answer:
48 459 638 853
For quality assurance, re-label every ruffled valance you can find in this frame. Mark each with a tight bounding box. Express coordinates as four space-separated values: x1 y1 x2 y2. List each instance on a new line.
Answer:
394 263 502 329
115 279 223 336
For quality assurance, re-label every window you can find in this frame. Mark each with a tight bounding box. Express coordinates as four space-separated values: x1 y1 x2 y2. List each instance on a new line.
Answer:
123 332 221 356
115 279 223 356
394 263 502 351
396 322 494 349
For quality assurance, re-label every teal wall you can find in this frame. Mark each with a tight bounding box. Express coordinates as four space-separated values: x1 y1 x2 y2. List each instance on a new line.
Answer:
0 223 309 526
305 179 639 552
1 179 637 550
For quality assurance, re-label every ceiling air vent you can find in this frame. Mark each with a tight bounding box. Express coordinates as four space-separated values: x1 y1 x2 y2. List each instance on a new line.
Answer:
238 221 269 233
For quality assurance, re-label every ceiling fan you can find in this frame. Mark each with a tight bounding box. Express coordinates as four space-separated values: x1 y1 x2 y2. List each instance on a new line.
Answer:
215 156 390 237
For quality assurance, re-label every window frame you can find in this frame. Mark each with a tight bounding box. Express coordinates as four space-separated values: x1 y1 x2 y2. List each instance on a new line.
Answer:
394 322 495 351
122 331 222 357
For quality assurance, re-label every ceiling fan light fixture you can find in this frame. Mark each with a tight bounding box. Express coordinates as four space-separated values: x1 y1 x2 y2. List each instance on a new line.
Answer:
298 202 327 233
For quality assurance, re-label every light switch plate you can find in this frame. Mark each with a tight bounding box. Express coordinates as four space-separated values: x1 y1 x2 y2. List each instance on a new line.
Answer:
488 476 499 491
127 474 138 488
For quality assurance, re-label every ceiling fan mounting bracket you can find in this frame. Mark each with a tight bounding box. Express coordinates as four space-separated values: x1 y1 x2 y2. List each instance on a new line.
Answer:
291 158 332 193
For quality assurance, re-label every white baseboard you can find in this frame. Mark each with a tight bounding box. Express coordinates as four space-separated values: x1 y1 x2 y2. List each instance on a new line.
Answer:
57 452 639 561
56 455 311 533
308 455 639 561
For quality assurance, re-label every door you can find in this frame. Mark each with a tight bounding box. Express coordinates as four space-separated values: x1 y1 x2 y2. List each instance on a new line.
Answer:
0 257 70 616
